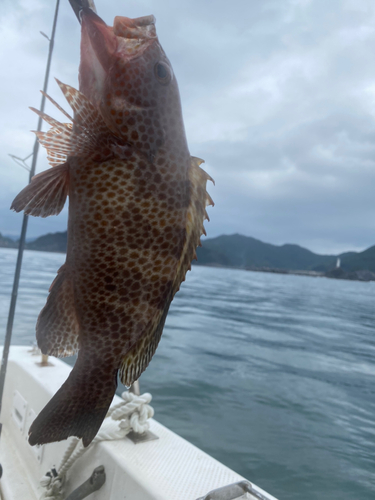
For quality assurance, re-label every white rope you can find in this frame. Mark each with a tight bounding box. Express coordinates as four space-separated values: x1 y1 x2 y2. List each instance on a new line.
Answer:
39 391 154 500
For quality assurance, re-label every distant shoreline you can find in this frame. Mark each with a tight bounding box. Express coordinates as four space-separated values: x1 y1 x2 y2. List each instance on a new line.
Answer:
2 246 373 283
195 262 375 282
1 232 374 282
245 266 375 282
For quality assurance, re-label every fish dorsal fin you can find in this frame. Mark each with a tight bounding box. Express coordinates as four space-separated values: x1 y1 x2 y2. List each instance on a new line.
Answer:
55 79 110 138
172 156 214 287
119 157 214 387
186 155 214 240
41 90 75 123
33 80 115 168
36 263 80 357
34 120 94 161
11 162 69 217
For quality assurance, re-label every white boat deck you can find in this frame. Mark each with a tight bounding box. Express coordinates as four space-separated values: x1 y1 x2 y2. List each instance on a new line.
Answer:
0 346 278 500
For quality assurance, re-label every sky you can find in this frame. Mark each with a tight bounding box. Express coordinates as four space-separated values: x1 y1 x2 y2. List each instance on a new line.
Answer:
1 0 375 255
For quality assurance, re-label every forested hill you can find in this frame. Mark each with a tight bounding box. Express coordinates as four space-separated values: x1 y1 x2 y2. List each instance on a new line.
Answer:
195 234 375 273
1 231 374 273
0 233 17 249
25 231 68 253
195 234 336 271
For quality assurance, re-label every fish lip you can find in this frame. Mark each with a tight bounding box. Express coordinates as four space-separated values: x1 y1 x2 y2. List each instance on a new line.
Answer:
113 14 156 31
113 15 156 36
80 9 157 71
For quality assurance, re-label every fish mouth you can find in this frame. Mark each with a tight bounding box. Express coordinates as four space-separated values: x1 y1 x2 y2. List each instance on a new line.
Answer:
81 9 156 70
79 8 157 104
113 15 156 40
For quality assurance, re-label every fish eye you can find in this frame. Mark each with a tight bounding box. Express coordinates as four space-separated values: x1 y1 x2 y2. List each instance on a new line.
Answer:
154 62 171 85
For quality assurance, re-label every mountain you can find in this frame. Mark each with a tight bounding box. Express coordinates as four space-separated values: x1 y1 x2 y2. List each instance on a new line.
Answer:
0 232 18 249
0 233 18 248
0 231 66 251
195 234 375 273
339 246 375 273
1 234 18 241
195 234 337 271
1 230 374 274
25 232 67 253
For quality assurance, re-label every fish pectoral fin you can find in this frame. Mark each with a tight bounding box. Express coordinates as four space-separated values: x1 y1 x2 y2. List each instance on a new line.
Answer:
36 263 80 357
11 162 69 218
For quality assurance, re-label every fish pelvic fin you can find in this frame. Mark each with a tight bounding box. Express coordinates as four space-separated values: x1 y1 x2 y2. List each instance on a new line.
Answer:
10 162 69 217
28 355 118 447
31 80 115 168
36 263 80 357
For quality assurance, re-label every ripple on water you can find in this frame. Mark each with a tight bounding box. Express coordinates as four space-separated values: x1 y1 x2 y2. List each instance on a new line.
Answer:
0 249 374 500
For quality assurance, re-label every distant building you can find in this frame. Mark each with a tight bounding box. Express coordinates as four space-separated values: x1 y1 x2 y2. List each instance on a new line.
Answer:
336 258 341 268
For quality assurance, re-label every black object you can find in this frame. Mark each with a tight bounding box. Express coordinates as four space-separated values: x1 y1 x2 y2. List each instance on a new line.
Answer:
64 466 106 500
68 0 97 22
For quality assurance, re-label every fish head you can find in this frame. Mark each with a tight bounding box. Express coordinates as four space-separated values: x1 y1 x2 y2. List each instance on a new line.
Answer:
79 8 187 158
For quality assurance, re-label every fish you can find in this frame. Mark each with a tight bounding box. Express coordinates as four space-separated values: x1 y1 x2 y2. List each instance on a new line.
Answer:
11 6 213 447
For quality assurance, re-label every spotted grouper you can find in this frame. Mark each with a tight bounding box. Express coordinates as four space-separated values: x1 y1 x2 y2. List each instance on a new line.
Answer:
11 6 213 447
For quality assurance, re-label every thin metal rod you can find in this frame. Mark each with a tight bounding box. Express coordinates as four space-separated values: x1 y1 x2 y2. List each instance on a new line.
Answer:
69 0 97 22
0 0 60 437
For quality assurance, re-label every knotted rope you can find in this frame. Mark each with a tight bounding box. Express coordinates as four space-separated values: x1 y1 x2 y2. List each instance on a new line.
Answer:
39 391 154 500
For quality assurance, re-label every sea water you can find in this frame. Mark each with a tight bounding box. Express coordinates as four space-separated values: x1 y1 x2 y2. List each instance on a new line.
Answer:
0 247 374 500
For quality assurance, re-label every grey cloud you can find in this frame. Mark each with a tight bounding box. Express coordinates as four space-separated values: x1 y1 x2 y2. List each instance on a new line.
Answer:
1 0 375 254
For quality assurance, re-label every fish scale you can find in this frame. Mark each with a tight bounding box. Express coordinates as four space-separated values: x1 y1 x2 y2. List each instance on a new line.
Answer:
11 6 213 447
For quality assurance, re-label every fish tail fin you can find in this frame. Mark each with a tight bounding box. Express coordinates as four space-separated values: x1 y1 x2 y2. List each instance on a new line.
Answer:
28 355 117 447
